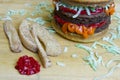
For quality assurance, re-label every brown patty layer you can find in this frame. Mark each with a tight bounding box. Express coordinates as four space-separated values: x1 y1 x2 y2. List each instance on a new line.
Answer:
54 14 111 33
95 18 110 33
54 10 110 27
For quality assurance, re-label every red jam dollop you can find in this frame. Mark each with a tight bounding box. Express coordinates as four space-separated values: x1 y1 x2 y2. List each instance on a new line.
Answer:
15 55 40 75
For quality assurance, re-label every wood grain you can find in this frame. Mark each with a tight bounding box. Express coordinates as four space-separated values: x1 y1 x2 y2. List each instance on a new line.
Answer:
0 0 120 80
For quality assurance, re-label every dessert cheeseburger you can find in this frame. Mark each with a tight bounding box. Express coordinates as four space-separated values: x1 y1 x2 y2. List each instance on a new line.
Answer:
52 0 115 42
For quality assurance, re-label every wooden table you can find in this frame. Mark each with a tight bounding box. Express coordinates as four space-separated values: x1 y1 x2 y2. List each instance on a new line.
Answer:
0 0 120 80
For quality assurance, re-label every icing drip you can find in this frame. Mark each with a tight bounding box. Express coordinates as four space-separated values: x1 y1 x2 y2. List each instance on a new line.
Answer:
85 7 91 16
62 23 96 38
55 2 59 11
73 7 83 18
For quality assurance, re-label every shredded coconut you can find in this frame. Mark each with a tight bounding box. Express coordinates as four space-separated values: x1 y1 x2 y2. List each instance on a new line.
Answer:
114 13 120 19
106 58 120 68
91 41 98 49
109 32 117 41
72 7 83 18
6 9 27 16
117 25 120 38
63 46 68 53
94 63 120 80
31 2 53 16
102 36 116 46
46 27 56 33
76 44 93 53
71 54 78 58
56 61 65 67
91 42 120 55
105 6 109 10
102 36 110 41
85 7 91 15
1 16 12 21
26 17 45 25
76 44 103 71
56 2 59 11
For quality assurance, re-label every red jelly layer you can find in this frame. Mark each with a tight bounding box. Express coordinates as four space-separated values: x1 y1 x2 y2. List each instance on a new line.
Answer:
15 55 40 75
54 15 106 28
59 6 104 15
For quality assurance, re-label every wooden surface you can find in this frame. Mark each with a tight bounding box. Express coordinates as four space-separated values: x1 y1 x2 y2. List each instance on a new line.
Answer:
0 0 120 80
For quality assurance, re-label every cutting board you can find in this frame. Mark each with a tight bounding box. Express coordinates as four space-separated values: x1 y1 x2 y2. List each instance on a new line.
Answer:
0 0 120 80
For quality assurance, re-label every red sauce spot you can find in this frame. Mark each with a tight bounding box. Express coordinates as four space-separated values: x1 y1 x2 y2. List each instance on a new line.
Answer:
91 8 104 15
89 20 106 28
54 15 67 25
60 6 77 14
15 55 40 75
